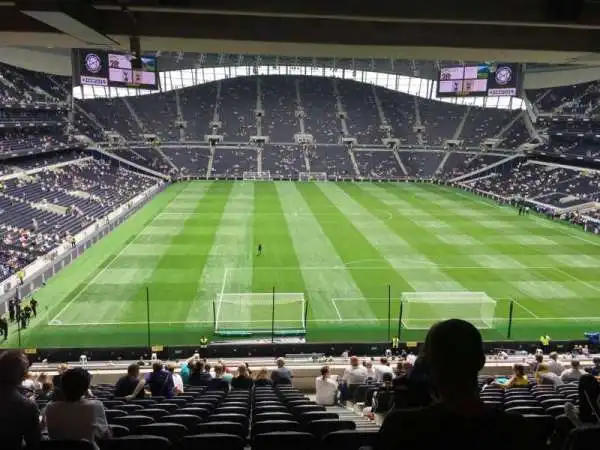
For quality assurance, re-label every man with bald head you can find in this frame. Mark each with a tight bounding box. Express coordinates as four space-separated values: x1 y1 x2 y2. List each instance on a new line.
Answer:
377 319 536 450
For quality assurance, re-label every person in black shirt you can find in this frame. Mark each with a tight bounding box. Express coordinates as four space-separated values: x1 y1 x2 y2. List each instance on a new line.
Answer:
231 364 254 390
188 360 212 387
0 315 7 340
206 364 230 392
115 363 145 399
30 298 38 318
23 304 32 326
8 299 15 322
254 368 273 387
19 310 27 330
376 319 536 450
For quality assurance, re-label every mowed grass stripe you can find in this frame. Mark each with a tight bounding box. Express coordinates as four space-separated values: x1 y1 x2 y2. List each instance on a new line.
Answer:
296 183 409 327
372 184 558 320
8 183 188 348
414 185 600 316
78 184 210 324
382 184 600 338
275 182 366 323
252 183 305 327
199 182 255 329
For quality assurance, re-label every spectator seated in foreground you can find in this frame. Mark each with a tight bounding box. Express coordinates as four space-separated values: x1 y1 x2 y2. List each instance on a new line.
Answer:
561 360 586 383
315 365 339 406
493 363 529 389
254 368 273 387
43 368 111 448
114 363 145 399
271 357 293 386
231 364 254 390
376 319 536 450
0 350 41 449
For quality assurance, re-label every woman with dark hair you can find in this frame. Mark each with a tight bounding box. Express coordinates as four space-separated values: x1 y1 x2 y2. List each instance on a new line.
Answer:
315 365 338 406
231 364 254 390
0 350 41 449
44 368 110 448
188 360 212 387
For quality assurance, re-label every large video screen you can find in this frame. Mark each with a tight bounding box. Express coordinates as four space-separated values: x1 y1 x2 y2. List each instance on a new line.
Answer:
73 49 159 90
437 63 521 98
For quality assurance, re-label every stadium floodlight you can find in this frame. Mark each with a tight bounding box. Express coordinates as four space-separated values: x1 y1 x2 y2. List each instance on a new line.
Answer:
400 291 497 330
214 292 306 337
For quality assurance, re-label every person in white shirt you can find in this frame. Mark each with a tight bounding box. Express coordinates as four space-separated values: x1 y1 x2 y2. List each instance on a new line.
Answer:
547 352 564 376
342 356 368 386
166 362 184 394
21 372 40 393
561 360 586 384
44 368 110 449
375 357 394 382
315 366 338 406
365 360 377 382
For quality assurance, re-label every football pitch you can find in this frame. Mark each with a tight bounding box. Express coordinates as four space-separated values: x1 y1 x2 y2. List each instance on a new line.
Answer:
5 180 600 349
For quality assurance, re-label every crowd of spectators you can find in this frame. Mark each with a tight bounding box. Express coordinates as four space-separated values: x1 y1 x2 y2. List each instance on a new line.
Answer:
1 320 598 450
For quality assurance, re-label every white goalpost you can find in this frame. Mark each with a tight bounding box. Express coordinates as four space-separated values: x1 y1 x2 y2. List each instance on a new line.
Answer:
214 292 306 336
243 171 271 181
298 172 328 182
400 291 497 330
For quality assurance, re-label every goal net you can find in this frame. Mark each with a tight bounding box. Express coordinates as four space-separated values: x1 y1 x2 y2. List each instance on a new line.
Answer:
243 171 271 181
299 172 328 182
214 292 306 336
400 291 497 330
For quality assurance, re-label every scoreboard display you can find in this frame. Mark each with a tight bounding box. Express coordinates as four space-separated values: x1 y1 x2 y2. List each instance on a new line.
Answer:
437 63 521 98
72 49 159 90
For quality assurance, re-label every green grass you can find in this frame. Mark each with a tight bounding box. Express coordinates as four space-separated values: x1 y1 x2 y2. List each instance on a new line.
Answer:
4 180 600 349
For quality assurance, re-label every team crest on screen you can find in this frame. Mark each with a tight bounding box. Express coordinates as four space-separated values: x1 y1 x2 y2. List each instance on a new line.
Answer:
495 66 512 85
85 53 102 74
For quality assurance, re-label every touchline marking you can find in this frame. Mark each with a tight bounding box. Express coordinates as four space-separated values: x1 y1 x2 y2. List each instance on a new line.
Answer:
49 186 193 324
330 299 343 321
215 267 229 327
47 316 600 327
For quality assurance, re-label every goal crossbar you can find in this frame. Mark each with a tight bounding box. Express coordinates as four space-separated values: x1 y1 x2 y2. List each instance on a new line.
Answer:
400 291 497 330
243 171 271 181
214 292 306 336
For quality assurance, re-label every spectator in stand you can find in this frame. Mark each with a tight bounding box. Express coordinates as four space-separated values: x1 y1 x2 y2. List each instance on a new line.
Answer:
376 319 534 450
21 371 41 394
37 377 54 402
372 372 395 425
375 357 394 382
206 363 230 392
315 365 338 406
365 360 377 381
529 353 544 373
126 361 174 399
179 353 200 384
0 350 41 450
254 368 273 387
52 363 68 399
271 357 293 386
231 364 254 390
495 364 529 389
114 363 145 399
547 352 564 376
588 357 600 377
561 360 586 383
44 368 110 448
188 360 212 387
535 364 563 386
166 362 184 394
341 355 367 402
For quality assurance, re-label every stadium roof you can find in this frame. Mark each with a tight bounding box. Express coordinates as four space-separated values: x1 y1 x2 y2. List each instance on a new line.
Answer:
3 1 600 64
